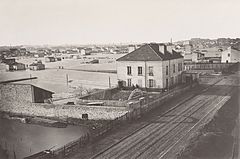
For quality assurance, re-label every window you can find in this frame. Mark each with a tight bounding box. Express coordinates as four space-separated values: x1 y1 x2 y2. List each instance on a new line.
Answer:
166 78 168 88
149 66 153 76
173 64 175 73
127 79 132 87
149 79 154 88
171 77 174 86
178 63 182 71
127 66 131 75
138 66 142 75
166 66 169 75
228 53 230 57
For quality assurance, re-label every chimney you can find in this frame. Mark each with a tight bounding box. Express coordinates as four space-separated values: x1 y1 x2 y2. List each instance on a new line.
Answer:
166 45 173 54
158 44 166 54
128 45 136 53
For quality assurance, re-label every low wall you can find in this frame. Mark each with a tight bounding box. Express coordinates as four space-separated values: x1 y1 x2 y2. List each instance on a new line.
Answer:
80 87 119 100
198 75 223 85
185 63 235 71
0 101 128 120
140 83 197 111
77 99 128 107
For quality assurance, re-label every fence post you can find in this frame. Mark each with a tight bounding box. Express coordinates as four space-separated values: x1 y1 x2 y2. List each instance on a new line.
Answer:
63 145 66 157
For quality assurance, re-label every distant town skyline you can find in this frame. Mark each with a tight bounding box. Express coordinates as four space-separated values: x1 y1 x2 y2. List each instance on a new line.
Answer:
0 0 239 46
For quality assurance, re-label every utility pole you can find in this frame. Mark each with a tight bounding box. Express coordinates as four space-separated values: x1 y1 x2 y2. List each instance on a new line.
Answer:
109 76 111 88
66 74 69 87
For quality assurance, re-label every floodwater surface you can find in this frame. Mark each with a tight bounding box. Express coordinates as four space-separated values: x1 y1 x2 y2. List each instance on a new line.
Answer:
0 118 88 159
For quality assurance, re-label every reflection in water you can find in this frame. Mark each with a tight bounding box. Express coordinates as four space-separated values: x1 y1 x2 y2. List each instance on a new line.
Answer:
0 118 88 159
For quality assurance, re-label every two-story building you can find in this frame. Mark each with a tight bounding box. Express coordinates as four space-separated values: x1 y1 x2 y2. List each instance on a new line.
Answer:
116 43 184 89
221 46 240 63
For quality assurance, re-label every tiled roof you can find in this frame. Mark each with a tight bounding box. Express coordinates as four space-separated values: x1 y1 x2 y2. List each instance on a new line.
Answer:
117 43 183 61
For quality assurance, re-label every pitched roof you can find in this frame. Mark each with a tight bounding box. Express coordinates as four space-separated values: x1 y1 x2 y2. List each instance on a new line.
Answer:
117 43 183 61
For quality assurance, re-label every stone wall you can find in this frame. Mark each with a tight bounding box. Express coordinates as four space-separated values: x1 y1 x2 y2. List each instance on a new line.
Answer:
0 100 128 120
77 99 128 107
0 84 33 103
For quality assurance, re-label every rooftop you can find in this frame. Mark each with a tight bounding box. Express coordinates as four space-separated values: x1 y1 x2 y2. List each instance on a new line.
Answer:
117 43 183 61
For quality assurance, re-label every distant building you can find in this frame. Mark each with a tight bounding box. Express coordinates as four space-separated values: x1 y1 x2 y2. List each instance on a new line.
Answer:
117 43 184 89
184 51 204 63
9 48 20 56
221 46 240 63
0 83 54 103
85 48 92 55
29 61 45 70
56 57 62 61
2 57 16 65
19 48 27 56
6 62 26 71
45 57 56 62
183 43 193 54
80 49 86 55
196 47 223 63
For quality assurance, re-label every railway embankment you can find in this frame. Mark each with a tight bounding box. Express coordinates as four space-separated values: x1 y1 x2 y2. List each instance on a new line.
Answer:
177 87 239 159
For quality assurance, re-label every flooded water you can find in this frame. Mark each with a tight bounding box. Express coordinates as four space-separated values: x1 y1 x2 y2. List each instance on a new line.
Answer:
0 68 117 94
0 58 118 95
0 118 88 159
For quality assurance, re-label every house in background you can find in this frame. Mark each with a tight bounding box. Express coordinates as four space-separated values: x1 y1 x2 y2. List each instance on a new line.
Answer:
198 47 223 63
184 51 204 63
221 46 240 63
116 43 184 89
29 60 45 71
2 57 16 65
6 62 26 71
45 56 56 62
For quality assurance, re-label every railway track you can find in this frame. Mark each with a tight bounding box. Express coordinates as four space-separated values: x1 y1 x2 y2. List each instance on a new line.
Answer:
135 95 228 159
101 94 226 159
91 77 234 159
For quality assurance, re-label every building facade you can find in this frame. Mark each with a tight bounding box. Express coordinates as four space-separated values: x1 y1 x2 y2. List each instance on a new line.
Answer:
221 46 240 63
6 62 26 71
117 43 184 89
45 57 56 62
29 61 45 70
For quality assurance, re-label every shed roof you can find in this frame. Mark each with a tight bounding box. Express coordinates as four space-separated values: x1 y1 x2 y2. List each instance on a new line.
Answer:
0 83 54 94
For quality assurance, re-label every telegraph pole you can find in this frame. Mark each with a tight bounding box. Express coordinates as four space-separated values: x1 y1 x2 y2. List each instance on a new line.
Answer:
109 76 111 88
66 74 69 87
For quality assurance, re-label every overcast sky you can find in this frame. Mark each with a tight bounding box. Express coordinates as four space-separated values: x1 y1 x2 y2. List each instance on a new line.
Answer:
0 0 239 45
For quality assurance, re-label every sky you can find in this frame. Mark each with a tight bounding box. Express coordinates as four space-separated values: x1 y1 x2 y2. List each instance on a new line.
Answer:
0 0 239 45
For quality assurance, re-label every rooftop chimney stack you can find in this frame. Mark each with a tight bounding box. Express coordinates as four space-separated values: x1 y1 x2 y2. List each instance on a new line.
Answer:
166 45 173 54
158 44 166 54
